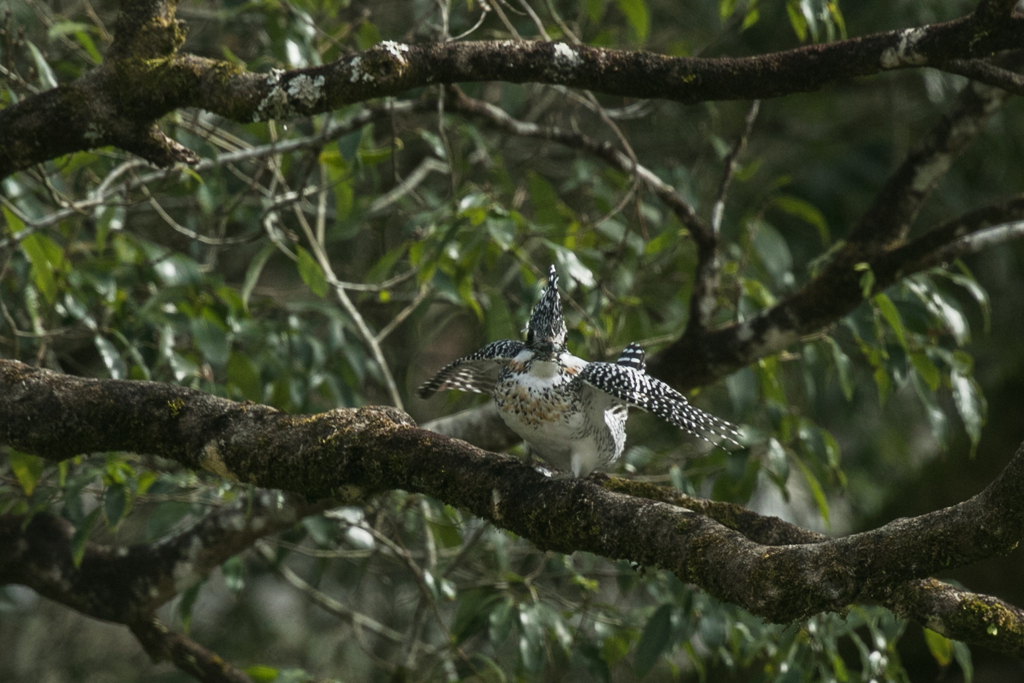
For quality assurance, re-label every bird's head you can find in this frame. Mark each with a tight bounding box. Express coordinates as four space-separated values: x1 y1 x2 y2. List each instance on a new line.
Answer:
525 264 567 358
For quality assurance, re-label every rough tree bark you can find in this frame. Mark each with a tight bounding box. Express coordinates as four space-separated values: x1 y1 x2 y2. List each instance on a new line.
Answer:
2 0 1024 179
3 358 1024 657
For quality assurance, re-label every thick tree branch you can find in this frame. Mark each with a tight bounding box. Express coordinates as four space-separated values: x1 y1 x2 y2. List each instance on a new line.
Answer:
883 579 1024 654
608 477 1024 654
2 1 1023 178
4 359 1024 653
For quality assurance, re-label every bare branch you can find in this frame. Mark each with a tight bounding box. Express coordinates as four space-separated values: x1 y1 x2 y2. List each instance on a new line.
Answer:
255 541 406 643
687 100 761 335
942 57 1024 96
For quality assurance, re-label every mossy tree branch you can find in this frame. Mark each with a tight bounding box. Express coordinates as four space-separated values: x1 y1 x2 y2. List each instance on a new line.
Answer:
4 358 1024 654
1 0 1023 178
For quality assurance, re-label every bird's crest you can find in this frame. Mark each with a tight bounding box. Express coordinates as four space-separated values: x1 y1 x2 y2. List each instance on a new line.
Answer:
526 264 567 348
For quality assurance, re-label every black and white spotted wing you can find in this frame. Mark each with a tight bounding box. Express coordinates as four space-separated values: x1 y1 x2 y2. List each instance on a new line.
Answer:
579 362 742 448
417 340 526 398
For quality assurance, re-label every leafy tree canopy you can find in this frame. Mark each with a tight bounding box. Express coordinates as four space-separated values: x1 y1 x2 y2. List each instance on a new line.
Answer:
2 0 1024 682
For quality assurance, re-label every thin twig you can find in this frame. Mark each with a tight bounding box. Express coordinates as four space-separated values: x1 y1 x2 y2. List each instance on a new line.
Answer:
710 100 760 235
255 541 406 643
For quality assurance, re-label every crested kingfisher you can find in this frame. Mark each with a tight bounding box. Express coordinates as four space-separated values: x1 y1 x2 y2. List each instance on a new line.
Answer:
418 265 741 477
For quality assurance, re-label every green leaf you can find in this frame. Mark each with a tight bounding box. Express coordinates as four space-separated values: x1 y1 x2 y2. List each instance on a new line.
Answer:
457 275 483 319
741 277 778 308
191 316 230 367
873 363 891 406
634 604 672 678
750 221 793 285
873 293 907 349
453 589 501 644
47 21 92 39
20 233 61 303
793 457 830 528
485 216 516 250
907 277 969 345
484 287 517 341
356 20 381 49
855 262 875 299
953 640 973 683
910 351 941 391
2 205 26 235
764 437 789 487
772 195 829 246
103 483 129 528
757 356 786 405
242 244 275 307
603 628 632 667
923 628 953 667
227 351 262 401
154 254 203 286
951 369 985 454
296 246 329 298
76 31 103 64
553 248 596 288
95 335 128 379
826 338 853 401
786 0 808 41
827 1 848 39
427 518 463 549
528 172 562 226
489 597 516 645
9 449 45 496
222 556 246 594
615 0 650 41
519 603 546 673
71 508 103 568
820 429 842 471
913 372 949 445
178 581 204 634
740 7 760 30
246 665 281 683
321 148 354 221
578 640 612 683
27 41 58 89
136 470 159 496
50 23 104 65
944 267 991 333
